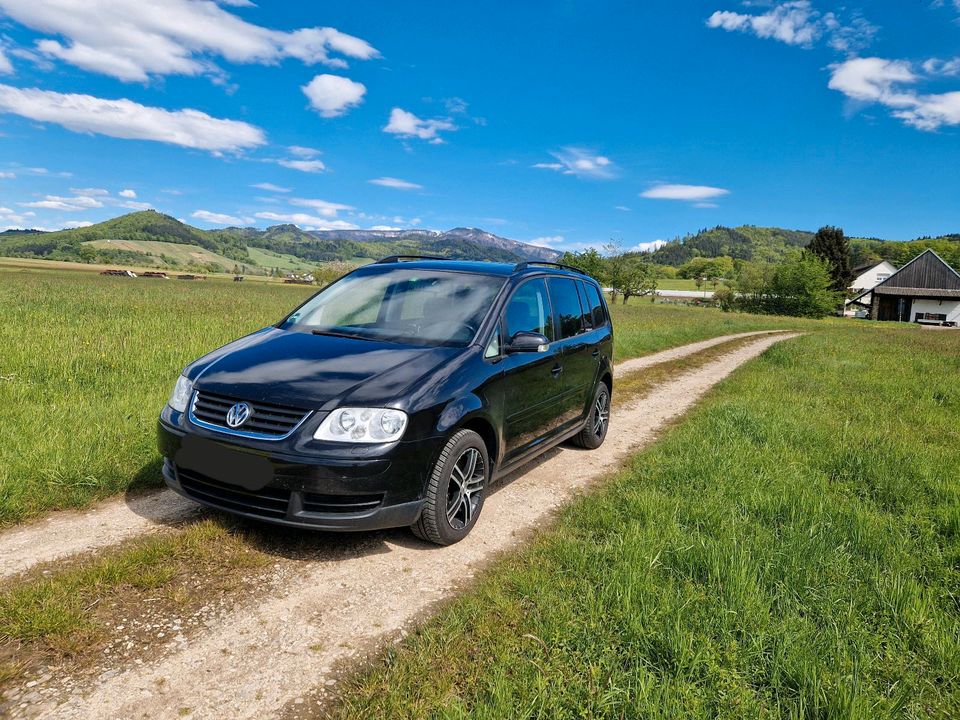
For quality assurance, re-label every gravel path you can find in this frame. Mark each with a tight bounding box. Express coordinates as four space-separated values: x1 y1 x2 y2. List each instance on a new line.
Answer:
20 332 799 720
0 330 788 583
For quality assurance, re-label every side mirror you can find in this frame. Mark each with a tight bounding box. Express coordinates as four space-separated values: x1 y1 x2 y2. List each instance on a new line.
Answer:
506 331 550 354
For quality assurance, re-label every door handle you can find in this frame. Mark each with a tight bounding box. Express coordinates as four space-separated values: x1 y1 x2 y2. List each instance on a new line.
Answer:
551 364 563 377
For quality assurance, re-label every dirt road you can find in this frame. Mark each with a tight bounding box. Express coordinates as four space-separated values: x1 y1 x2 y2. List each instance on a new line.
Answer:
12 331 798 719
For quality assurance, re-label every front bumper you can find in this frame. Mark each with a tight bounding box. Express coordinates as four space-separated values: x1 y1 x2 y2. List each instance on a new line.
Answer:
158 419 433 531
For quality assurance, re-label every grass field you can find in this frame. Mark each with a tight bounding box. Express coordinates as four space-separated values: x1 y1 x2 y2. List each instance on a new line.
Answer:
83 239 245 271
245 245 317 272
0 268 814 526
331 324 960 719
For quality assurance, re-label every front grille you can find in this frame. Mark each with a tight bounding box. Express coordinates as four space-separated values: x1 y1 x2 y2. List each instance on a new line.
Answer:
301 492 384 515
191 390 310 438
177 467 290 519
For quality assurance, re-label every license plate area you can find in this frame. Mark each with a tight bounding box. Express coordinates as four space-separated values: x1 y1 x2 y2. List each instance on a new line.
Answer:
176 434 273 491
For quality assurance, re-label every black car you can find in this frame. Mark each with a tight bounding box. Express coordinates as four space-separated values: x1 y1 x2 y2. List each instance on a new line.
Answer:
158 257 613 545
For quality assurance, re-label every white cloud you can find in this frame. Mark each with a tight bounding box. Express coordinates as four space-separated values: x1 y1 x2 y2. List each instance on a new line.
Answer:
61 220 92 228
70 187 108 196
629 240 667 253
302 74 366 117
254 211 357 230
529 235 564 248
251 182 291 192
533 147 616 179
287 145 321 157
641 184 730 201
828 57 960 131
21 193 103 211
0 84 265 152
192 209 247 225
369 225 402 231
0 171 14 178
0 0 379 82
0 47 12 74
368 176 422 190
923 57 960 78
707 2 875 52
288 197 354 216
117 199 152 210
614 205 631 211
383 108 456 143
118 188 136 198
277 158 325 173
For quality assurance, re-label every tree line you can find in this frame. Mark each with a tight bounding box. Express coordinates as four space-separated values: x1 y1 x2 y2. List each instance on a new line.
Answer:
559 226 856 319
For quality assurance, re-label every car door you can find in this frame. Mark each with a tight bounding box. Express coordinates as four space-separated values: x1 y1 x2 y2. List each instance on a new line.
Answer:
499 277 566 463
547 277 594 429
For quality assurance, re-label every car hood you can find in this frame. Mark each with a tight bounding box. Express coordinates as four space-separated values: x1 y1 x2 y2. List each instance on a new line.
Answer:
186 327 462 409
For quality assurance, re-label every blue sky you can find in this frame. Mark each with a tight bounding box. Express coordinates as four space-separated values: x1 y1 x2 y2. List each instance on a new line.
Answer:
0 1 959 252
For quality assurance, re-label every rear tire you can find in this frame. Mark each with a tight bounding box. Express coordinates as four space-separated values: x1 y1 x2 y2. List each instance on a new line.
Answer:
572 382 610 449
412 429 488 546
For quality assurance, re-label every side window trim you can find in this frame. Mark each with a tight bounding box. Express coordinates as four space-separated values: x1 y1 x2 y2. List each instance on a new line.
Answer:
575 280 593 330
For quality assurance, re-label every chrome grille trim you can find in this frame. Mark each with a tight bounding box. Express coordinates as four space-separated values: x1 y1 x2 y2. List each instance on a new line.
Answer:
188 390 312 440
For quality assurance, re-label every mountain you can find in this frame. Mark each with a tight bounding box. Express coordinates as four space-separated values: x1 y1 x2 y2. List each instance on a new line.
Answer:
307 226 560 262
0 211 560 272
647 224 960 270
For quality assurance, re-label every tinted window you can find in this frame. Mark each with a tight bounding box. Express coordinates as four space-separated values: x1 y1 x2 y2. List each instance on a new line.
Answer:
549 278 584 339
575 281 593 328
585 283 606 327
505 279 554 341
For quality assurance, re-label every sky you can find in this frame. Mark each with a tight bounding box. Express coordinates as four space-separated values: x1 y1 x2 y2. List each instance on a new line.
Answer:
0 0 959 252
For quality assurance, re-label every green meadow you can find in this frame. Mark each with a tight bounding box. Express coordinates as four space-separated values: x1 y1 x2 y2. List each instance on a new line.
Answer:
332 324 960 719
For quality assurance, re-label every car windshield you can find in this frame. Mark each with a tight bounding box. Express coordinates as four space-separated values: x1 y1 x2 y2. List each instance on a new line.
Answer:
280 268 506 347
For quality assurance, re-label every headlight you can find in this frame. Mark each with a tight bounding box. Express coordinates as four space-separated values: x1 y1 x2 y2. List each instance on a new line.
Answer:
314 407 408 443
167 375 194 413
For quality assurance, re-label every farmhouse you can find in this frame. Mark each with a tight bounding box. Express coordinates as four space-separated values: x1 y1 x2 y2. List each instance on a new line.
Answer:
849 249 960 325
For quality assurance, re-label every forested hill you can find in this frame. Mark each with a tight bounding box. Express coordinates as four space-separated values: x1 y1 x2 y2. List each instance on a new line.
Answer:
649 225 960 269
0 211 557 270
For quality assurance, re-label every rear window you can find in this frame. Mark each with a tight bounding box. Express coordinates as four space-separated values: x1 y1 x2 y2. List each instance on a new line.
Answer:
548 277 584 339
584 282 606 328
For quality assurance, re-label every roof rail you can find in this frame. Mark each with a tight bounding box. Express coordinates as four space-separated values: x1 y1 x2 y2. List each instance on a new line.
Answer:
513 260 587 275
375 255 447 264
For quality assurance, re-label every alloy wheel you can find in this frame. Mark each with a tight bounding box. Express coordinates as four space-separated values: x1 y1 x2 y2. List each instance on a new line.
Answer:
593 389 610 437
445 447 485 530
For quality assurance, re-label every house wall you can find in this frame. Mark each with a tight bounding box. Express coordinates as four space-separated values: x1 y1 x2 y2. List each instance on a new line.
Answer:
852 261 897 292
912 298 960 323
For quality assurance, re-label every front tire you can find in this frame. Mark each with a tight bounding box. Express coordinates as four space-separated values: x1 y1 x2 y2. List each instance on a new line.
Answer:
572 382 610 449
412 429 488 545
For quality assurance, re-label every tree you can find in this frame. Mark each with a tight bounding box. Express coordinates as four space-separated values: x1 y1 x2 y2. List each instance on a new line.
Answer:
557 248 606 283
807 226 854 293
724 253 839 318
313 260 359 287
619 258 659 304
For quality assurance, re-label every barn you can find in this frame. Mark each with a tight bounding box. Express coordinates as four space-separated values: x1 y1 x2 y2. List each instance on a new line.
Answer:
849 249 960 325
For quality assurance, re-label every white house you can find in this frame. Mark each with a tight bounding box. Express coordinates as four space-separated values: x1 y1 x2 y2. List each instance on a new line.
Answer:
851 260 897 294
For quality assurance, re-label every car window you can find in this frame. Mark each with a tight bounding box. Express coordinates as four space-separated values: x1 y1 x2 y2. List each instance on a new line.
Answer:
281 269 505 347
575 281 593 329
548 277 584 339
585 282 607 328
484 323 501 359
505 278 554 341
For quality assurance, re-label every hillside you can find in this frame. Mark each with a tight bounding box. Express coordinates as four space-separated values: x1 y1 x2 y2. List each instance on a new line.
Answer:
648 224 960 269
0 211 559 272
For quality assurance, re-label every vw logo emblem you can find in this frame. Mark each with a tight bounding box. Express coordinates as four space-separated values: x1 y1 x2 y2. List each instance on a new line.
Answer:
225 402 253 428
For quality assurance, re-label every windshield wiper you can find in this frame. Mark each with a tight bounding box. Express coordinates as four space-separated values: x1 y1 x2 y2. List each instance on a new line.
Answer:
310 329 374 341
